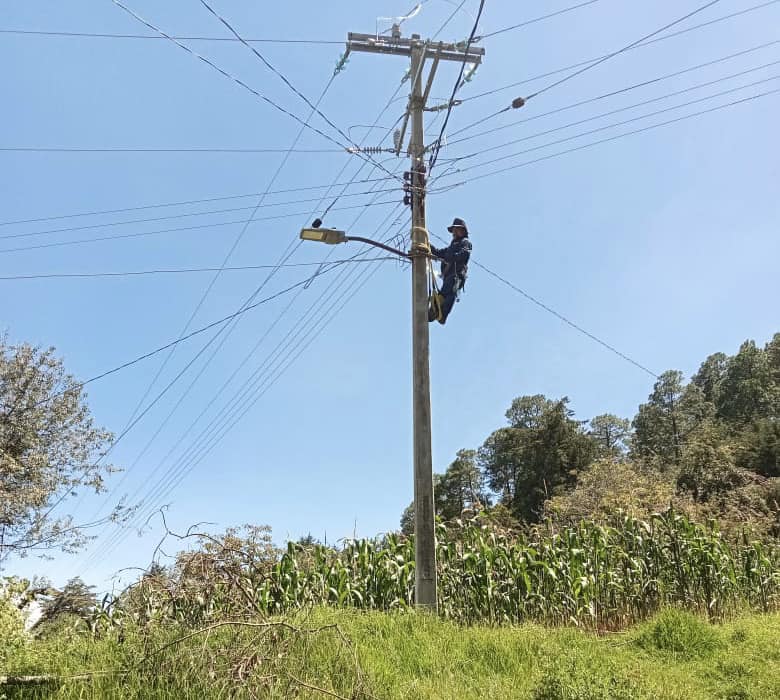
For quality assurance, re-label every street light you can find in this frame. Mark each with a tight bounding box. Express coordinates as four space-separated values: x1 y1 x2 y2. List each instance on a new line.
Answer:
300 226 410 259
299 227 347 245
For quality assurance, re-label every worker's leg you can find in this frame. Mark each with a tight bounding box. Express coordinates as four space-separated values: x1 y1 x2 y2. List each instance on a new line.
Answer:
438 276 458 324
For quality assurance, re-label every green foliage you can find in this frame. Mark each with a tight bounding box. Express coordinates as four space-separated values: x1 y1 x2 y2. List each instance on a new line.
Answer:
479 397 596 521
588 414 632 459
637 608 720 658
33 578 98 636
4 609 780 699
415 331 780 535
0 595 27 669
0 338 117 562
531 658 643 700
543 459 675 522
103 511 780 631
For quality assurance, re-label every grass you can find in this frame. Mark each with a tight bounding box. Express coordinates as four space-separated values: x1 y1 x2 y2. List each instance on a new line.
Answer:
2 609 780 699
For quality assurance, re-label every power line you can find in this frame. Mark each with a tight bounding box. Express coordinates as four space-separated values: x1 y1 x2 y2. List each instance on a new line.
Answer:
478 0 603 39
439 87 780 186
0 200 399 254
432 0 467 40
441 70 780 169
447 41 780 145
0 188 400 240
0 146 348 154
109 0 399 182
0 175 400 227
77 203 408 572
460 0 780 106
473 260 660 378
76 89 414 553
77 148 412 571
194 0 403 208
0 258 397 281
84 212 410 570
427 0 485 172
525 0 725 101
97 72 352 516
0 28 342 44
35 260 366 407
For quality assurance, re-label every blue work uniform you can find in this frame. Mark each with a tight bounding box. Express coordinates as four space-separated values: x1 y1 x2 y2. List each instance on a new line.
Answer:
430 235 471 323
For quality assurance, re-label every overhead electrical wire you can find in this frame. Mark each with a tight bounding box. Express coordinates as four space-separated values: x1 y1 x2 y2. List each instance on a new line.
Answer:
54 65 364 526
438 71 780 170
77 201 410 571
194 0 409 215
0 146 348 154
33 253 380 533
74 80 415 560
460 0 780 108
523 0 725 102
477 0 603 39
447 40 780 145
0 175 401 228
0 200 400 254
427 0 486 172
109 1 401 184
35 260 360 407
0 188 400 240
480 260 659 378
450 0 730 137
0 28 343 44
78 104 420 573
431 0 468 40
0 258 396 281
82 209 411 571
435 88 780 188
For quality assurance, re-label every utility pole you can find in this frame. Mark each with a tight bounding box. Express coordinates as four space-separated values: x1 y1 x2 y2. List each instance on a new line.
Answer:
346 29 484 610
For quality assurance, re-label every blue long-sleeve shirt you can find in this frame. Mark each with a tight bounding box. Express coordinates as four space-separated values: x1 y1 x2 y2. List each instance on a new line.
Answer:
430 237 472 280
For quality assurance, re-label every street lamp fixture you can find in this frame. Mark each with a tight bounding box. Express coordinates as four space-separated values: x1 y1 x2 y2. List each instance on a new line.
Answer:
299 226 410 259
299 227 347 245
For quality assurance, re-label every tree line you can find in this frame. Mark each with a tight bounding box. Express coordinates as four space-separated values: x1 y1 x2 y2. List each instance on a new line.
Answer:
402 333 780 535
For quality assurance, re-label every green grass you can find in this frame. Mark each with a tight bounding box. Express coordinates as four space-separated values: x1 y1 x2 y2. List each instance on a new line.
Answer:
3 609 780 699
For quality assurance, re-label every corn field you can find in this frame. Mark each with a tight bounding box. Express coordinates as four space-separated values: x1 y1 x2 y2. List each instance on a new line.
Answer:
121 510 779 631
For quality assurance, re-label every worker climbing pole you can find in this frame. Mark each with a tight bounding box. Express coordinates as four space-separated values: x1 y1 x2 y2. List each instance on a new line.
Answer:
427 217 472 325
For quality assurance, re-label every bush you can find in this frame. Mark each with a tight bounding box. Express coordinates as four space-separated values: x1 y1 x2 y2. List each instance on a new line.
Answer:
0 596 27 667
637 608 720 658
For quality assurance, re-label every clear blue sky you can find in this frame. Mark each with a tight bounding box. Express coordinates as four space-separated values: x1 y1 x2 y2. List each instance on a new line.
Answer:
3 1 778 591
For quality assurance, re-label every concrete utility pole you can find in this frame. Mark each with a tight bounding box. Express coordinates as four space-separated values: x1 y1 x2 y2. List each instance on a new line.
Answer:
346 30 484 610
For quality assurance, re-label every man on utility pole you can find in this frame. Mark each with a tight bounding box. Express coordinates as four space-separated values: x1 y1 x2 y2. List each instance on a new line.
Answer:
346 29 484 610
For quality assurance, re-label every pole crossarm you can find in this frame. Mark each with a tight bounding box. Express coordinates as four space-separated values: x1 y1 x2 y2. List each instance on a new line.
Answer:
347 33 484 64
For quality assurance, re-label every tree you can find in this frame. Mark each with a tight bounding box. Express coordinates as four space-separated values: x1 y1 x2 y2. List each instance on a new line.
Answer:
588 414 631 459
739 418 780 478
479 396 596 522
716 340 773 424
691 352 728 405
0 338 117 562
33 576 97 633
505 394 555 429
632 371 709 466
399 503 414 537
435 449 490 520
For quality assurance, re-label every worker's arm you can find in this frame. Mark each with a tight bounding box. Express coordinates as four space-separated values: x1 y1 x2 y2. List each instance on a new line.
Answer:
429 243 447 259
